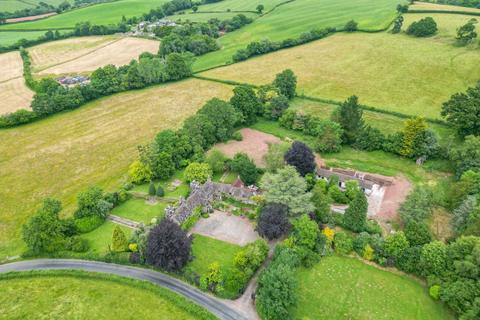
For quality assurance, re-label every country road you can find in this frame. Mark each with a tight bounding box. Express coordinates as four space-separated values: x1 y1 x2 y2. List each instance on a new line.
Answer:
0 259 249 320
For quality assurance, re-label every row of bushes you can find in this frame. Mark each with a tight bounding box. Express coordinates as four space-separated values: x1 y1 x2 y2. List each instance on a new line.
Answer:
0 52 193 128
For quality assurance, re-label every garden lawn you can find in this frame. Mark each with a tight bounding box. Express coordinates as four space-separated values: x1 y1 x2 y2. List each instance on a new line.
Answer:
0 270 215 320
80 221 132 254
0 0 170 30
0 78 232 260
292 255 454 320
131 170 190 198
193 0 400 71
187 234 242 276
111 199 166 224
200 31 480 119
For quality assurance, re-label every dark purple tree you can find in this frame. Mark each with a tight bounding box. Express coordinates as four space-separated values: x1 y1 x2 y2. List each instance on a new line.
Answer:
257 203 291 240
284 141 316 176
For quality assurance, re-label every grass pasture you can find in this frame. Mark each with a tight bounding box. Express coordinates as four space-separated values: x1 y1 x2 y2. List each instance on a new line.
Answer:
0 50 23 81
0 78 232 260
0 0 169 30
111 199 167 224
0 271 214 320
35 36 160 75
170 11 257 23
0 0 36 12
201 31 480 119
193 0 401 70
410 1 480 13
292 256 454 320
0 30 54 46
0 77 34 114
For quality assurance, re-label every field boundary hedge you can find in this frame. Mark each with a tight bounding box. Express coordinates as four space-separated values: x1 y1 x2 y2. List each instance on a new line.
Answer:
0 269 216 320
407 9 480 16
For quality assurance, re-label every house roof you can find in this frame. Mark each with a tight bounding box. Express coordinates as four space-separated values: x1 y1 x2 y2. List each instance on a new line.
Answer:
317 167 393 189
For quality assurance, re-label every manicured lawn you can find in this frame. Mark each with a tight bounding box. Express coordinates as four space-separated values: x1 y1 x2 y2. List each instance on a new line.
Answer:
187 234 242 276
80 221 132 254
111 198 166 224
0 79 232 260
131 170 190 198
292 255 454 320
0 270 215 320
200 31 480 119
193 0 400 71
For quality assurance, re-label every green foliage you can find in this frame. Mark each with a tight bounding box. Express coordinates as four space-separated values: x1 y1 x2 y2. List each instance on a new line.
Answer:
384 231 409 261
22 198 66 254
156 186 165 197
337 95 364 144
343 190 368 232
420 240 447 276
397 245 423 275
230 85 262 125
111 225 128 252
430 285 441 300
263 142 289 173
128 160 153 184
311 181 333 223
198 98 240 142
273 69 297 99
265 95 290 120
314 119 343 153
328 184 349 204
74 186 112 219
450 135 480 177
229 153 259 185
345 180 360 201
181 207 202 231
363 244 375 261
334 232 353 255
399 187 434 223
206 150 227 174
456 18 478 45
392 15 404 33
404 221 432 246
400 116 427 158
260 166 314 215
344 19 358 31
185 162 212 183
406 16 437 37
290 215 319 250
148 181 156 196
233 240 269 276
65 236 90 253
74 215 104 234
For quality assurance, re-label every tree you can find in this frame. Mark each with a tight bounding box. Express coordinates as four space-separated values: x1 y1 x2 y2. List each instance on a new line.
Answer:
22 198 66 253
284 141 316 176
265 95 289 119
442 83 480 137
345 180 360 201
406 17 437 37
257 203 291 240
397 4 409 13
184 162 212 183
128 160 153 184
260 166 315 215
450 135 480 177
392 15 404 34
263 142 289 173
452 196 477 234
229 153 259 185
314 120 343 153
74 186 112 219
206 150 227 174
165 53 193 79
198 98 239 142
156 186 165 197
112 225 128 252
384 231 409 261
344 20 358 32
343 190 368 232
404 221 432 246
273 69 297 99
290 214 319 250
337 95 364 144
192 5 198 12
230 85 262 125
148 181 156 196
256 4 264 13
311 181 332 223
456 18 478 45
420 241 447 276
400 117 427 158
146 219 192 271
399 187 434 223
334 232 353 255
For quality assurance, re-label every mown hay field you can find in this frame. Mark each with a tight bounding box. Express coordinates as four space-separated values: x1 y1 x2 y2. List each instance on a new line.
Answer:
0 0 170 30
28 35 120 72
410 1 480 13
0 78 232 259
0 271 213 320
0 78 34 114
293 256 454 320
193 0 400 71
201 32 480 119
0 50 23 81
35 37 160 75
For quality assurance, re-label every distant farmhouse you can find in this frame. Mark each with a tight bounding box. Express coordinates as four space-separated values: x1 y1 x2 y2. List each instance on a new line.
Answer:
132 19 177 37
56 75 90 87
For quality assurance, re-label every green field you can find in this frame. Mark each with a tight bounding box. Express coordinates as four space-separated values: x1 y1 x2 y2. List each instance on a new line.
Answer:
201 30 480 119
111 198 167 224
195 0 286 12
80 221 132 254
193 0 400 71
0 30 70 46
292 256 454 320
170 11 257 22
187 234 242 276
0 270 215 320
0 79 232 260
0 0 35 12
0 0 169 30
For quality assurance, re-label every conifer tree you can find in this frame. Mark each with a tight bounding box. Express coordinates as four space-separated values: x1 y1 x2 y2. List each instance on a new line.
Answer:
338 95 364 144
112 225 128 252
148 181 156 196
344 190 368 232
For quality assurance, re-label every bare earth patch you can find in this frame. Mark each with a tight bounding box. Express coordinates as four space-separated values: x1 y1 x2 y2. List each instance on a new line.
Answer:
0 51 24 82
190 211 260 246
37 37 160 75
377 176 412 223
214 128 281 167
0 78 34 114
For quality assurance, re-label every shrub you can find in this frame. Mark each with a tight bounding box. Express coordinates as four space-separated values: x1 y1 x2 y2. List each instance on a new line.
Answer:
404 221 432 246
397 245 422 275
112 225 128 252
353 232 371 255
363 244 375 261
314 120 343 153
229 153 259 185
344 20 358 32
206 150 227 174
185 162 212 183
148 181 156 196
257 203 291 240
232 131 243 141
311 181 333 223
334 232 353 255
265 95 289 119
74 215 104 233
284 141 316 176
65 236 89 253
74 186 112 219
420 241 447 276
406 17 437 37
328 185 348 204
146 219 192 271
429 285 441 300
156 186 165 197
384 231 409 261
128 243 138 252
399 187 434 223
234 240 269 275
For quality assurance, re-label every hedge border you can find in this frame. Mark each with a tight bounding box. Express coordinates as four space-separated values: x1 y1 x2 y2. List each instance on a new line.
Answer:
0 269 217 320
407 9 480 16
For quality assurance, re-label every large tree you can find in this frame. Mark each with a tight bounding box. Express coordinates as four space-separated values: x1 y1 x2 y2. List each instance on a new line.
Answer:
257 203 291 240
343 190 368 232
263 142 289 173
230 85 262 125
260 166 315 215
146 219 192 271
229 153 259 185
284 141 316 176
311 181 332 223
337 95 364 144
198 98 240 142
450 135 480 177
273 69 297 99
442 82 480 137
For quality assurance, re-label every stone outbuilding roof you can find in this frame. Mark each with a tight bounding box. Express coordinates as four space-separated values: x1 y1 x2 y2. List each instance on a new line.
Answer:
317 166 393 190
